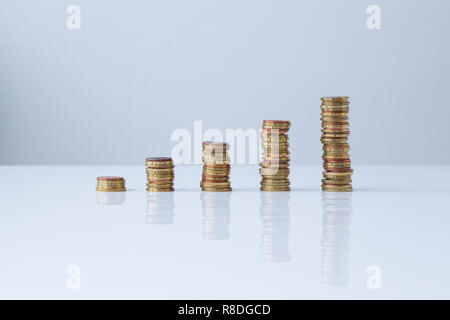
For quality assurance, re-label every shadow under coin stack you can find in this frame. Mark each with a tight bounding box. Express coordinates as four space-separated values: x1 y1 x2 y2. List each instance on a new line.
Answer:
260 120 291 192
96 176 126 192
200 142 232 192
321 97 353 192
145 157 175 192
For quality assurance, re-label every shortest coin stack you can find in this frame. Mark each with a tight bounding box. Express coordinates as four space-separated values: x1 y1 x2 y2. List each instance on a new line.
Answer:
96 176 126 192
200 142 232 192
146 157 175 192
321 97 353 192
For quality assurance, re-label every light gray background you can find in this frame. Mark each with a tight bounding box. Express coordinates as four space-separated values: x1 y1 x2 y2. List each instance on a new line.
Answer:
1 0 449 165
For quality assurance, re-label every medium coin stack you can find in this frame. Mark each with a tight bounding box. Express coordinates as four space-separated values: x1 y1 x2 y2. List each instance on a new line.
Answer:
146 157 175 192
321 97 353 192
260 120 291 192
96 176 126 192
200 142 232 192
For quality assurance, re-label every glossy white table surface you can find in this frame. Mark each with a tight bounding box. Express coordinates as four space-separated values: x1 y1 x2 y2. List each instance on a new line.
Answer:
0 165 449 299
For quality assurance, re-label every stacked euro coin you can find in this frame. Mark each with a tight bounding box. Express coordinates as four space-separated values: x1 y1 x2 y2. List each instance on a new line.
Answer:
321 97 353 192
260 120 291 192
146 157 174 192
96 176 126 192
200 142 232 192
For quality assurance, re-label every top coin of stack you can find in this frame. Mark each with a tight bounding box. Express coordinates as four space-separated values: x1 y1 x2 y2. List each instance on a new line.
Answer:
320 97 353 192
146 157 175 192
96 176 126 192
200 142 232 192
260 120 291 192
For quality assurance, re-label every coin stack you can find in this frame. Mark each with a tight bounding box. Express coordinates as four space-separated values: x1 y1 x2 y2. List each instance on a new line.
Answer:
260 120 291 192
321 97 353 192
96 176 126 192
200 142 232 192
146 157 175 192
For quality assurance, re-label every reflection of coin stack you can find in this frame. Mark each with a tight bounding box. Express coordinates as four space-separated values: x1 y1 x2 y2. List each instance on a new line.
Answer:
96 176 126 192
200 142 232 192
146 192 175 224
260 120 291 192
146 157 175 192
321 192 352 287
200 192 231 240
260 192 290 263
321 97 353 192
96 192 126 205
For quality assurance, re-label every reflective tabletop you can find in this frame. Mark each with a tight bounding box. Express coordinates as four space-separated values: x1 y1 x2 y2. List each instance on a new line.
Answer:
0 165 449 299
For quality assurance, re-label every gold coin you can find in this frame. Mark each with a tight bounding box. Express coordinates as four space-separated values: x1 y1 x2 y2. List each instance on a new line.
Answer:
96 182 125 186
146 167 174 172
146 174 175 179
321 113 349 119
321 115 349 120
321 186 352 192
261 145 290 151
202 171 230 177
260 187 291 192
201 176 229 181
323 163 352 170
200 181 231 187
320 105 349 111
322 154 350 160
322 169 353 176
260 168 290 175
259 163 290 169
322 124 349 130
323 146 350 153
321 96 349 102
96 188 126 192
262 152 290 157
322 178 352 184
201 188 232 192
261 181 290 186
321 138 348 144
96 184 126 188
202 169 230 175
146 188 174 192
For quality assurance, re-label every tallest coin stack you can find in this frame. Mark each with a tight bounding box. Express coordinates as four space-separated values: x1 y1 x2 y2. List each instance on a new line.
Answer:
320 97 353 192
